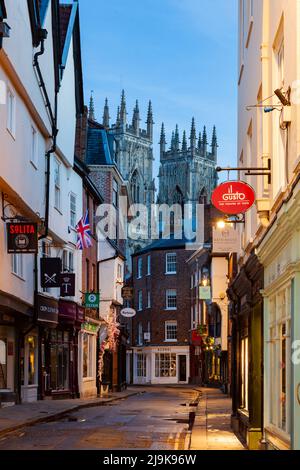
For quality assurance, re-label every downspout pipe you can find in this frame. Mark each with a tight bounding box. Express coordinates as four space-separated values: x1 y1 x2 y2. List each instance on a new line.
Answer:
33 36 58 241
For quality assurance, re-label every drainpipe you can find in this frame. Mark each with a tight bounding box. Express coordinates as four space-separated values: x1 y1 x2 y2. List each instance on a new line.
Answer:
32 35 59 401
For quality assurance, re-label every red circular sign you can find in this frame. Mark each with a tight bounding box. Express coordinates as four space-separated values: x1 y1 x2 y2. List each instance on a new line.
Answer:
211 181 255 215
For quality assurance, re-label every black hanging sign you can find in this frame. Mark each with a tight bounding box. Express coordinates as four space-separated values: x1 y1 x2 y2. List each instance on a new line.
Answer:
60 273 76 297
40 258 62 288
7 222 38 254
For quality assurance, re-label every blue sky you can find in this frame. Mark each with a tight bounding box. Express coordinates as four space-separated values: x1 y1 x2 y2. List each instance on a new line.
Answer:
77 0 238 182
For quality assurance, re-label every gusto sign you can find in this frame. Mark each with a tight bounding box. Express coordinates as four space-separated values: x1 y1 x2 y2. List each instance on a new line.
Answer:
211 181 255 215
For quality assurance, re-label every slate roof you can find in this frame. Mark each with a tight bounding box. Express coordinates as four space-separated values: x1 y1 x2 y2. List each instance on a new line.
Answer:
132 235 197 257
86 123 116 166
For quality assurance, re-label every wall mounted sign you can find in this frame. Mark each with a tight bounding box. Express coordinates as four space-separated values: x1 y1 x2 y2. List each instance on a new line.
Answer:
120 307 136 318
213 227 241 253
211 181 255 215
7 222 38 253
40 258 62 288
121 287 134 300
81 322 98 333
37 295 59 325
60 273 75 297
59 300 77 324
191 330 202 346
84 293 100 309
199 286 211 300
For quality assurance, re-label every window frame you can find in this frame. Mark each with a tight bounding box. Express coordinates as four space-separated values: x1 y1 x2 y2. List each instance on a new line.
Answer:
166 289 177 310
137 257 142 279
165 253 177 275
165 321 177 342
54 158 61 212
70 192 77 228
138 290 143 311
11 253 24 280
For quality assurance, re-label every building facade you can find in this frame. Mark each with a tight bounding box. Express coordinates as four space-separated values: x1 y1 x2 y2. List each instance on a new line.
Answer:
131 239 191 385
233 0 300 450
0 0 85 404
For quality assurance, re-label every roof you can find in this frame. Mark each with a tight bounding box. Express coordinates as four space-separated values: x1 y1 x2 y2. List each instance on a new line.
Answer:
132 235 195 257
86 125 116 166
59 4 72 59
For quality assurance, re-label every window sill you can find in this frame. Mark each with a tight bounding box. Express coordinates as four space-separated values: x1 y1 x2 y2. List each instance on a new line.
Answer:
7 127 16 140
165 308 177 311
30 160 38 170
165 272 177 276
54 206 63 216
164 340 177 343
12 272 25 282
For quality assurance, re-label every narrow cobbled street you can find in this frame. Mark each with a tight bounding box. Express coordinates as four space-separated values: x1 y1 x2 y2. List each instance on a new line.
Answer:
0 387 244 450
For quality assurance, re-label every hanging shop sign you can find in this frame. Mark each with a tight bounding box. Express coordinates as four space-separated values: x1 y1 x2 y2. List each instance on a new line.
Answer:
60 273 76 297
199 286 211 300
213 227 241 253
7 222 38 253
40 258 62 288
121 286 134 300
211 181 255 215
37 295 59 325
84 293 100 309
191 330 202 346
120 307 136 318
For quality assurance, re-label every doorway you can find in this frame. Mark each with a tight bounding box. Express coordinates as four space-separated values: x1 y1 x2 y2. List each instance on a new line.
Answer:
179 355 187 382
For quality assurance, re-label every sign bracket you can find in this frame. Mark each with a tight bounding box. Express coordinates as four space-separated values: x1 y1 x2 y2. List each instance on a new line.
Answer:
216 158 271 185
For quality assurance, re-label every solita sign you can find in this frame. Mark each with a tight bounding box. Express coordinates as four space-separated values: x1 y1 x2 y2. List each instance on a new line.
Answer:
211 181 255 215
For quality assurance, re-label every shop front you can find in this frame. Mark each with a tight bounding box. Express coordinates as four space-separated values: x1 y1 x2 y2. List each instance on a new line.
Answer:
78 320 99 399
0 294 34 406
37 295 82 399
228 252 264 450
256 186 300 450
133 346 190 385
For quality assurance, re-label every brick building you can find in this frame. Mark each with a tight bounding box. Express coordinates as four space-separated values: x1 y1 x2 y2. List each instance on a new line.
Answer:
131 238 192 385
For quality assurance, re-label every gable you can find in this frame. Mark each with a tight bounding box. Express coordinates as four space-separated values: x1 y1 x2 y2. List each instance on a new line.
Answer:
0 0 7 20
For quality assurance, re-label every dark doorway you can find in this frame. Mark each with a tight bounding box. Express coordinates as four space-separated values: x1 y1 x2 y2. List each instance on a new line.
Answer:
179 355 187 382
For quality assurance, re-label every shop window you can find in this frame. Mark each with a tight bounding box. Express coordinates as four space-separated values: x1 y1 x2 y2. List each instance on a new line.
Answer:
268 287 291 434
83 332 94 379
155 353 176 378
240 337 249 411
136 354 146 377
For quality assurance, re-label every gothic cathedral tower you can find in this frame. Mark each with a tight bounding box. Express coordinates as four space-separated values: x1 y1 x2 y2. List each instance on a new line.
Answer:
101 91 156 255
158 119 218 213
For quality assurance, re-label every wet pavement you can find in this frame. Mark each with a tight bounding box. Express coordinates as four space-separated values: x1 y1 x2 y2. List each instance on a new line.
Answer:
0 386 200 450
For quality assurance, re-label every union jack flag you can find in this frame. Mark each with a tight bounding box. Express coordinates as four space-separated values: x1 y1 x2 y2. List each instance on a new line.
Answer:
76 210 93 250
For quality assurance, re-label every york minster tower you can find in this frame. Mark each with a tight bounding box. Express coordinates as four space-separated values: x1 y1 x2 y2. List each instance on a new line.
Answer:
158 119 218 210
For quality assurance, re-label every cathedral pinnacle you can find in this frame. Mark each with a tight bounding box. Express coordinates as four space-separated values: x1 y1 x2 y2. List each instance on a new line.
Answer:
198 132 202 151
174 124 180 151
102 98 110 128
190 117 197 151
182 130 187 152
120 89 127 124
132 100 140 135
160 122 166 144
146 100 154 141
89 91 95 121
